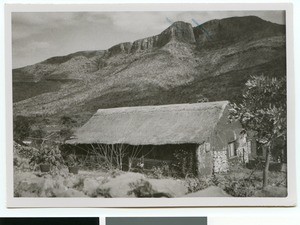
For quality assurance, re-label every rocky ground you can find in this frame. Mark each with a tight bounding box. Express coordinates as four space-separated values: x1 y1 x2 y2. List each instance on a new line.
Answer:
14 169 203 198
14 166 287 198
13 142 287 198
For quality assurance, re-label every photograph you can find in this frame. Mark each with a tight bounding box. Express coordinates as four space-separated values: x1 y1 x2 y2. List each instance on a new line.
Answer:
5 3 295 207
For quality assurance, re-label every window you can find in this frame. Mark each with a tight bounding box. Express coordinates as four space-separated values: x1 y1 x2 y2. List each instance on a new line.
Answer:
227 141 237 158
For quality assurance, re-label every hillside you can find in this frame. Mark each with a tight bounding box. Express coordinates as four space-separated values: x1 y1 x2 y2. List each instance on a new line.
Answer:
13 16 286 126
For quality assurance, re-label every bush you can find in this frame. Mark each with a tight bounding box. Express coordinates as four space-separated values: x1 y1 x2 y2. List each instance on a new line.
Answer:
65 154 79 167
213 174 259 197
149 166 164 179
128 179 154 197
128 179 172 198
223 177 257 197
172 149 196 178
93 187 111 198
147 163 170 179
14 141 38 159
14 156 33 172
184 176 213 193
30 142 63 170
73 177 85 191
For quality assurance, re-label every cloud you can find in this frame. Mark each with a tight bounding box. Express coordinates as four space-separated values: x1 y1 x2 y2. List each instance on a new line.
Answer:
11 10 285 68
13 41 50 57
12 12 77 27
12 40 52 68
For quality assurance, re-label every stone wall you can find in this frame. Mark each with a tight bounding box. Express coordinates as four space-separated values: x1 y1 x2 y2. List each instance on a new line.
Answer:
213 150 229 173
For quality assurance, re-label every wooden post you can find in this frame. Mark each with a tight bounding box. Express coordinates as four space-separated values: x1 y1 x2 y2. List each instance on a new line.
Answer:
263 144 271 189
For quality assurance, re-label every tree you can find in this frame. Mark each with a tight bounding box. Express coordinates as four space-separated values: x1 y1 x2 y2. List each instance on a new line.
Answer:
229 75 286 188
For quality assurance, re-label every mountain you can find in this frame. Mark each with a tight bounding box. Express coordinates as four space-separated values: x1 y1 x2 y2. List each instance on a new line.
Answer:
13 16 286 125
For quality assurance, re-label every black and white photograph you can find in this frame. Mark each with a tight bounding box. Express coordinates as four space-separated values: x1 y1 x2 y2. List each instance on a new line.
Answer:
5 4 295 207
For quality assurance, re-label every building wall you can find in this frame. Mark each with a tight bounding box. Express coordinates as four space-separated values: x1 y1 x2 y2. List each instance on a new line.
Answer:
212 148 229 173
210 105 244 173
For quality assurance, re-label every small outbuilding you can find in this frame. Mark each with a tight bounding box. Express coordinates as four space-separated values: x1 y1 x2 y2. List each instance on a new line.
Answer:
64 101 256 176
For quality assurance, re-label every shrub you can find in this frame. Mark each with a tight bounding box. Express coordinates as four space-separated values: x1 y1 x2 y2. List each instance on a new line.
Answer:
65 154 79 167
14 156 32 172
128 179 172 198
172 149 196 178
93 187 111 198
73 177 85 191
128 179 154 197
184 176 213 193
14 141 38 159
147 163 170 179
149 166 164 179
223 177 257 197
213 174 258 197
30 142 63 170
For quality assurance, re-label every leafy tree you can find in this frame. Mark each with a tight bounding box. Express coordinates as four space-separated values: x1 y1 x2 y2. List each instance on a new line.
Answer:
229 75 286 188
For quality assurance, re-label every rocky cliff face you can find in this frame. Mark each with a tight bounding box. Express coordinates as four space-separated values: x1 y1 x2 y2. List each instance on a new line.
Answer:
105 21 196 55
106 42 132 57
13 16 286 120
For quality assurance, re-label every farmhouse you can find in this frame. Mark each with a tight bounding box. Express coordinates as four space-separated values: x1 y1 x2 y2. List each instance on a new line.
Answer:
64 101 256 176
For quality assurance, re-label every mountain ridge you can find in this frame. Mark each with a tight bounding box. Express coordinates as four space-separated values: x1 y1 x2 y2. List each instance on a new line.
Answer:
13 16 286 123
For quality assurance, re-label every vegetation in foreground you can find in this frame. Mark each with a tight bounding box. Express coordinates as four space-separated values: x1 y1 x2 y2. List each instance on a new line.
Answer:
14 140 287 198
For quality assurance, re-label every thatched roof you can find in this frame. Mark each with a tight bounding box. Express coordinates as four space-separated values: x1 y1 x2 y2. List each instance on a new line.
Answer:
66 101 230 145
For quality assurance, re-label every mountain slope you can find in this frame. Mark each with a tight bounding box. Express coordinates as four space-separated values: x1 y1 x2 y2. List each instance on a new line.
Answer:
13 16 286 122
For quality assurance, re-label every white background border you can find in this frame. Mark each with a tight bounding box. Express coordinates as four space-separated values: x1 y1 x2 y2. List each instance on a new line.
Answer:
0 0 299 218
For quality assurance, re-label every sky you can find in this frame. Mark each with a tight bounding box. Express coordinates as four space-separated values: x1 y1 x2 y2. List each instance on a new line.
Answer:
12 11 285 68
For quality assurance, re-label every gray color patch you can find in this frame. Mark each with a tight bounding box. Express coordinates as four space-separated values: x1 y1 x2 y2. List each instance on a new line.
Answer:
106 217 207 225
